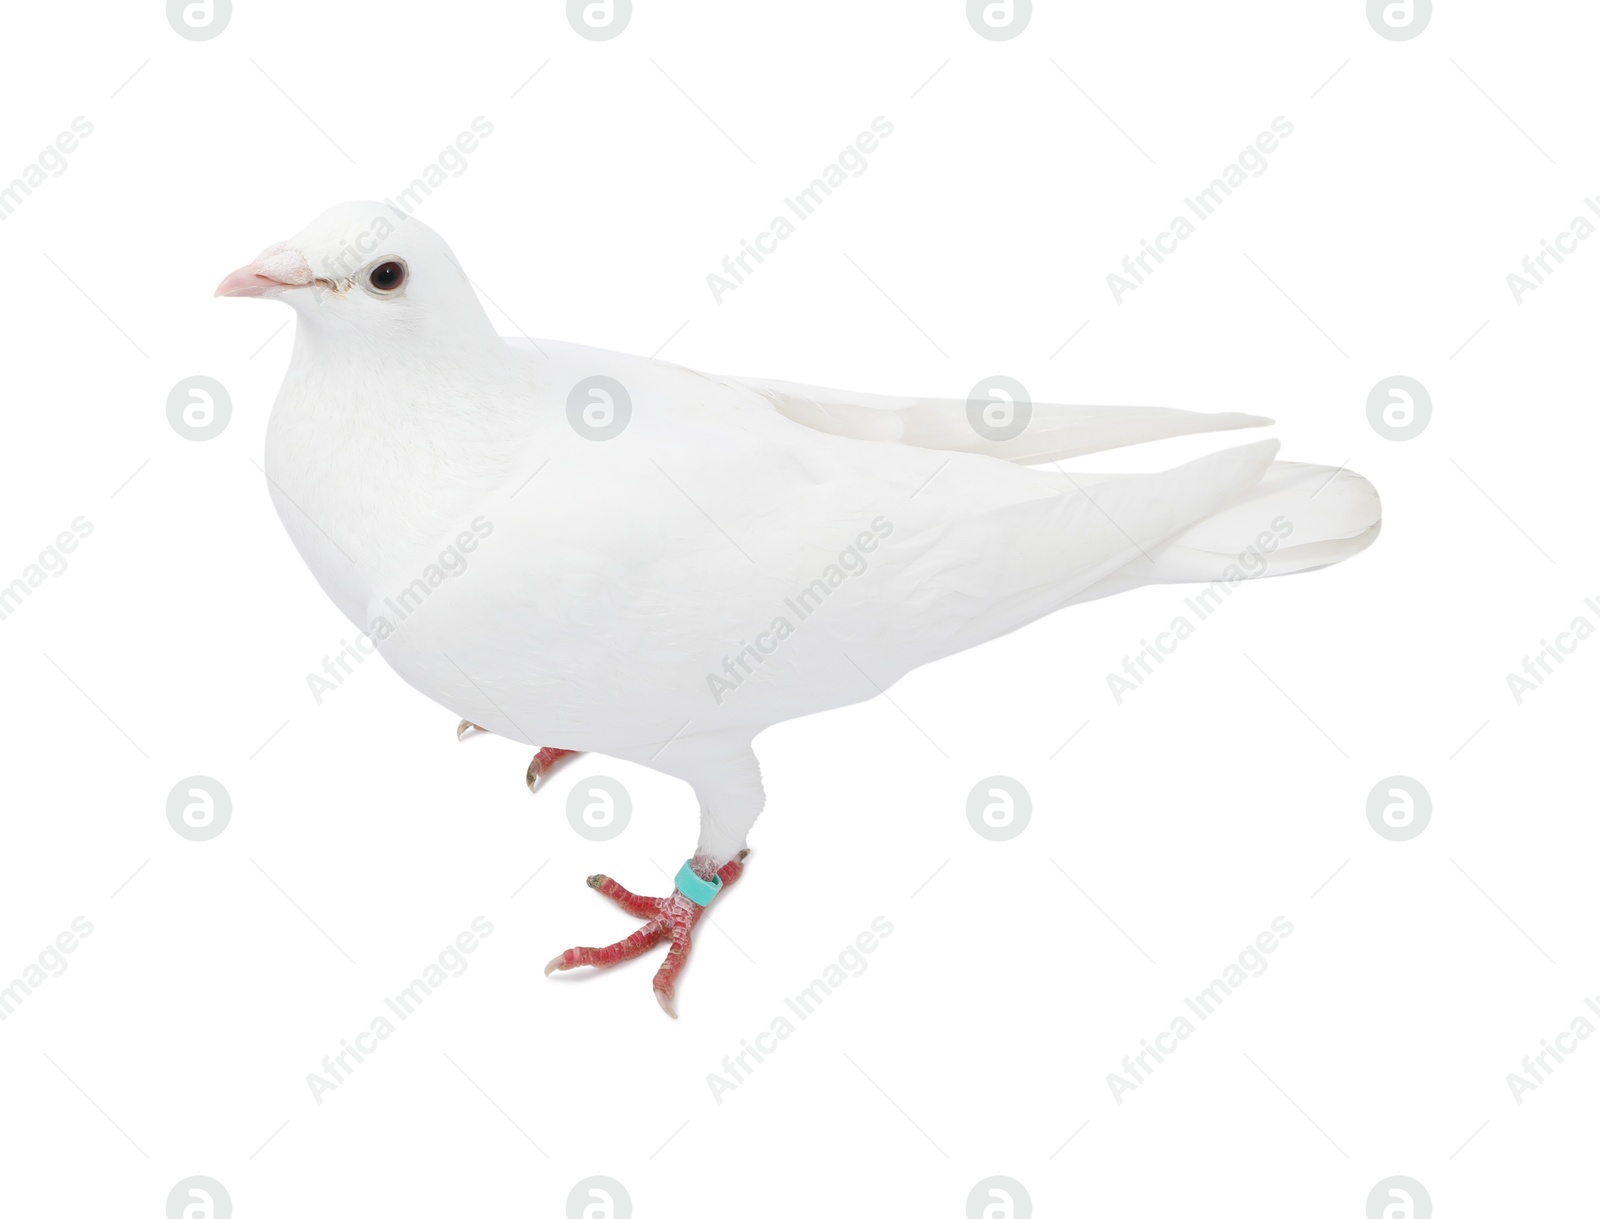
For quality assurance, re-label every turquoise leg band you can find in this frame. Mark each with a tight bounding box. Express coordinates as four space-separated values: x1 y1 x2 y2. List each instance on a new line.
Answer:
674 859 723 907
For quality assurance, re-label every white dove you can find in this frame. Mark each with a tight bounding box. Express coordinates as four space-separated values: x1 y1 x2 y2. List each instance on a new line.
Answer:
218 201 1380 1015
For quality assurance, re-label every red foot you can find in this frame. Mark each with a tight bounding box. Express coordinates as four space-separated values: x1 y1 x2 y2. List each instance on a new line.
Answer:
456 722 578 792
526 747 579 791
544 852 748 1017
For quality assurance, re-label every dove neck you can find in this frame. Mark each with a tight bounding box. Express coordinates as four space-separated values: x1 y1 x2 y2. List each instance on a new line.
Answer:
266 318 535 585
286 307 529 424
281 320 536 478
290 298 509 372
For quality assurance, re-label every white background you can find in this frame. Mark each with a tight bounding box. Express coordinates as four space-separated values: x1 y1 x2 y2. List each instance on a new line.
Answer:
0 1 1593 1215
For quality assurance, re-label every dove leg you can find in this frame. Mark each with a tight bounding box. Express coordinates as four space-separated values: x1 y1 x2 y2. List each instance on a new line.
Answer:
526 747 578 791
544 734 762 1016
454 723 579 787
680 743 765 863
456 721 579 791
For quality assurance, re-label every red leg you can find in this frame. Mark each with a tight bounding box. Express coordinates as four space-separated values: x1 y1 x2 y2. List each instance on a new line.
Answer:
545 852 749 1018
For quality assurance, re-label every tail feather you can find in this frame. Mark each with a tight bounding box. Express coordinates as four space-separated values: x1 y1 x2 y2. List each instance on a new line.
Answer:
934 440 1286 653
1066 461 1380 604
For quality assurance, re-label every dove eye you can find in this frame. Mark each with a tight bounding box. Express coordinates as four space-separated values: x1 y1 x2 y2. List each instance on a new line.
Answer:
365 260 407 294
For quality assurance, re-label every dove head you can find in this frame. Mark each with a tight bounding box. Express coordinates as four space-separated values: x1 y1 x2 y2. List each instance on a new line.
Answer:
215 201 498 350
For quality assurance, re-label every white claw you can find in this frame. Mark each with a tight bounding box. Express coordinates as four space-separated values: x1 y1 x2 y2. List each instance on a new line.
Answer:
544 956 567 977
655 989 678 1019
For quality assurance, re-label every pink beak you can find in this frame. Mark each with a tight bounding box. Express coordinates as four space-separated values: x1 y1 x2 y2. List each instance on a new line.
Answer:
214 245 316 298
214 265 288 297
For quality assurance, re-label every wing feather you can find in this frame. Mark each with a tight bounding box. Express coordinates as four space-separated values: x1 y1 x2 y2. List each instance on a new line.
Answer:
727 374 1272 463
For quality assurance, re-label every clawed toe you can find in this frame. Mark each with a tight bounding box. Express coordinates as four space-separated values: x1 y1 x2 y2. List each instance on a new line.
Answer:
544 918 668 978
526 746 579 792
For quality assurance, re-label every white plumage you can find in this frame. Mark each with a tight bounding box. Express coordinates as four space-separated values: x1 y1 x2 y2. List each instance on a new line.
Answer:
221 201 1379 1004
